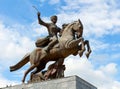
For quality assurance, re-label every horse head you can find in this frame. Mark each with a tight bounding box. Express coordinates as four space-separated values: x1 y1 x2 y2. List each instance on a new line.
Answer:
61 19 83 38
72 19 83 38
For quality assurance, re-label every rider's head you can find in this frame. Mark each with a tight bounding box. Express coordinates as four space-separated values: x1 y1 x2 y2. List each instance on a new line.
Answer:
50 15 57 24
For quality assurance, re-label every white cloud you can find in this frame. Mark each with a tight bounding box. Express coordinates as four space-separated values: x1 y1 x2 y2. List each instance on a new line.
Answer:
87 38 120 64
31 20 48 37
64 57 120 89
0 21 36 68
111 53 120 59
0 74 19 88
0 21 37 87
99 63 117 76
56 0 120 38
90 39 110 51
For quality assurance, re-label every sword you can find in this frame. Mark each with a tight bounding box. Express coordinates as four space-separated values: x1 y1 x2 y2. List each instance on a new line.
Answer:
32 5 39 12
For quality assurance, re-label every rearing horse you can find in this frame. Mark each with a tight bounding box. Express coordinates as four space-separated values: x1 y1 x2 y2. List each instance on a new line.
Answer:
10 19 91 83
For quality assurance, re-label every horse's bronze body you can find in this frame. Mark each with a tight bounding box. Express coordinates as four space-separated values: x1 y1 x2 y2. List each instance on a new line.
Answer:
10 19 91 83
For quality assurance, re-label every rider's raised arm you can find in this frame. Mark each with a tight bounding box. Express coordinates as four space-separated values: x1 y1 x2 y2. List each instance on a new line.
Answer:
37 12 48 27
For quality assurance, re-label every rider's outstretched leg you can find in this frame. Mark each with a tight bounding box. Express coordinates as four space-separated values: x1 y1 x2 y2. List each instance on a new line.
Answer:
44 36 58 53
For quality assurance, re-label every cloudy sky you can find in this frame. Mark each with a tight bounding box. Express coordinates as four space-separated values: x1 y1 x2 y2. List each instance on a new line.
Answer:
0 0 120 89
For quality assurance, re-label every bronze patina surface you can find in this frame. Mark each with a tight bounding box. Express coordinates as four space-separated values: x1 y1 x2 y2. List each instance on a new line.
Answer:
10 12 91 83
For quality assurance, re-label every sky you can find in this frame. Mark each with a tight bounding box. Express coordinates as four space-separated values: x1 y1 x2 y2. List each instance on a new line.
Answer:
0 0 120 89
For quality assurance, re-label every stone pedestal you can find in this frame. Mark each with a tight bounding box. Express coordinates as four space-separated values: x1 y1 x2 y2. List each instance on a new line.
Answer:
2 75 97 89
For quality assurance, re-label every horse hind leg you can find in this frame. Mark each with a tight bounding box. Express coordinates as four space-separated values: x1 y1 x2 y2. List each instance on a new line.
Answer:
67 37 85 57
84 40 92 58
22 64 36 83
30 62 46 81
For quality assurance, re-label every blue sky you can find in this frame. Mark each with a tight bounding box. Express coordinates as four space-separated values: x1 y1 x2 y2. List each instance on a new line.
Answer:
0 0 120 89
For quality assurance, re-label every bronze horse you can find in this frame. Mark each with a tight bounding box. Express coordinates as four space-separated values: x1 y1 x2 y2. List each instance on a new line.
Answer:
10 19 91 83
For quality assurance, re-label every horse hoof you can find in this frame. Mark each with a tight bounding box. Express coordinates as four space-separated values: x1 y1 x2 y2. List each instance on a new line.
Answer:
78 51 83 57
85 52 89 58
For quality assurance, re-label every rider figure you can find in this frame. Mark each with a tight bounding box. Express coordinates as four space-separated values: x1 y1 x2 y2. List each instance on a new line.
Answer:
37 12 61 52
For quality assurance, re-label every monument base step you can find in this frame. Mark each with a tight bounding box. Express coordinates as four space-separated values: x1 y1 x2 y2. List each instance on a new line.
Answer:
2 75 97 89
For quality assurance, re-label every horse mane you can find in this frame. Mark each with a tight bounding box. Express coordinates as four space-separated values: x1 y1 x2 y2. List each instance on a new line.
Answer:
63 22 74 31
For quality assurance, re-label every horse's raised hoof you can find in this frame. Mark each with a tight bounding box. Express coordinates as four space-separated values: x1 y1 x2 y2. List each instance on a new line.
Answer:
85 50 92 59
78 51 83 57
85 52 89 58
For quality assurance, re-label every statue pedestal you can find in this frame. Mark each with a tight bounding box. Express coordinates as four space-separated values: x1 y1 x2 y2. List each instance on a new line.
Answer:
3 76 97 89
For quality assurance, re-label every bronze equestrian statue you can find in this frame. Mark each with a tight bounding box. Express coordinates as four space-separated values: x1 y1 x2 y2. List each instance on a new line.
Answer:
10 19 91 83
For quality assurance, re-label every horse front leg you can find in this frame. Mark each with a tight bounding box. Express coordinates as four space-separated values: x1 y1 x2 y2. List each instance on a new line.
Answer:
84 40 92 58
66 37 84 48
78 38 85 57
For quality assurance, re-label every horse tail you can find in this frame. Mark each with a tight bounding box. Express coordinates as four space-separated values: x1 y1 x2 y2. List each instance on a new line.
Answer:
10 53 30 72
